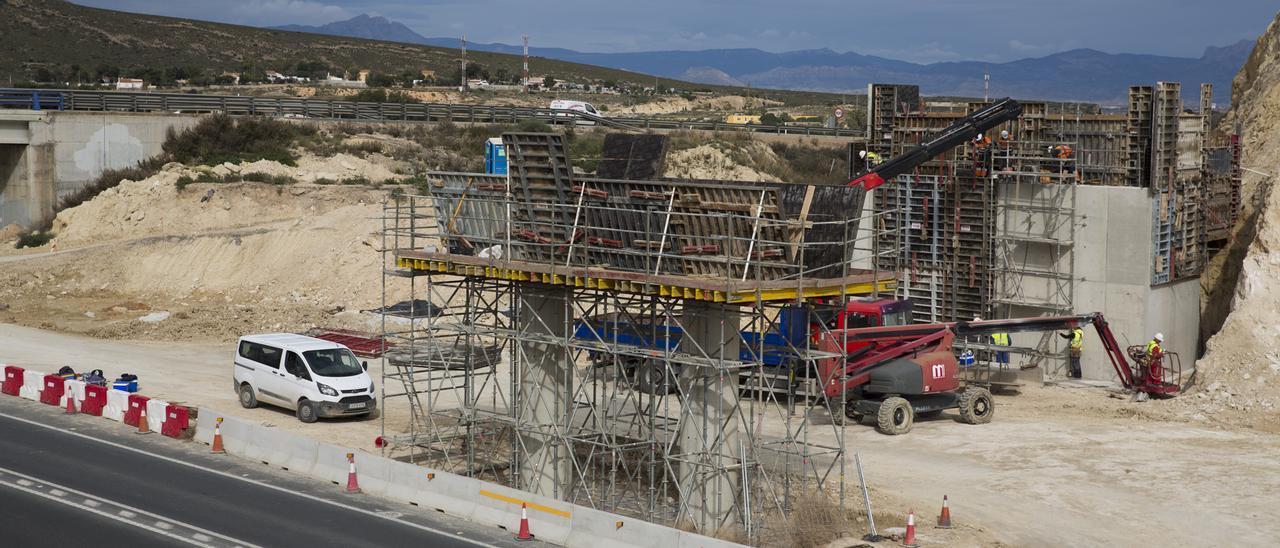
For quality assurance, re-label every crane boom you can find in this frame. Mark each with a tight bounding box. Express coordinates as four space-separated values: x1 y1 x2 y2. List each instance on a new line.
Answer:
848 98 1024 190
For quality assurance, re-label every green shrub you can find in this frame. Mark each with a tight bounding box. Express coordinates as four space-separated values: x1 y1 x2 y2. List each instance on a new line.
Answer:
312 177 338 185
241 172 297 185
162 114 315 167
15 231 52 249
58 160 164 211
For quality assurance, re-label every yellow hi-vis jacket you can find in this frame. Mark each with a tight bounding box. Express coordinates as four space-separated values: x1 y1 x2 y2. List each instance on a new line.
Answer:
1146 340 1162 355
991 333 1010 346
1070 328 1083 350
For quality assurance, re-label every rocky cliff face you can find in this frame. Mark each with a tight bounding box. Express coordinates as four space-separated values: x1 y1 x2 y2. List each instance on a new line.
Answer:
1195 10 1280 419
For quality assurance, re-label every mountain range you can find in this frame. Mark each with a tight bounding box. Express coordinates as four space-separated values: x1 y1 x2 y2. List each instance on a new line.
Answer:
273 14 1254 104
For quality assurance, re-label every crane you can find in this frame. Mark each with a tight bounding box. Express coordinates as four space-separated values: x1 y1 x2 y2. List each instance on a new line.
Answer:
813 312 1181 434
847 97 1025 190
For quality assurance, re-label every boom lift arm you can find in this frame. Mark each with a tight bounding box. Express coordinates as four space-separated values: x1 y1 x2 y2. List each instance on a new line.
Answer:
847 98 1024 190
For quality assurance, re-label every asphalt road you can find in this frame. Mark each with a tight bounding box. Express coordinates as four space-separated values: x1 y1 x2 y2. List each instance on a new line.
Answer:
0 397 534 547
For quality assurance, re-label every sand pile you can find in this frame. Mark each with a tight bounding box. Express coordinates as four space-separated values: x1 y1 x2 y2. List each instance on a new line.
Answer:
662 142 782 182
1190 10 1280 428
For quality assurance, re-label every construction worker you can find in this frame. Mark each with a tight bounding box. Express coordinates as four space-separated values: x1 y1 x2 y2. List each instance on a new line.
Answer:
1058 326 1084 378
990 330 1011 368
1145 333 1165 384
972 133 993 177
859 149 884 168
995 129 1015 172
1046 144 1076 175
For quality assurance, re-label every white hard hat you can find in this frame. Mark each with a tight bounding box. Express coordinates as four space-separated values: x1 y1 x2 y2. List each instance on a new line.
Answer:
1154 333 1164 342
1047 146 1055 153
975 133 983 140
1000 130 1009 139
859 150 868 159
973 316 983 322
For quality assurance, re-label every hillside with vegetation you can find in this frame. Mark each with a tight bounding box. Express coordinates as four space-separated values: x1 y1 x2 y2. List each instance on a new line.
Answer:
0 0 845 106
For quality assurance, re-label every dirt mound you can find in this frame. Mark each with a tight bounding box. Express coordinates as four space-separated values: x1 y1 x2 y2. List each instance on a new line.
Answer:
663 142 782 182
1193 9 1280 429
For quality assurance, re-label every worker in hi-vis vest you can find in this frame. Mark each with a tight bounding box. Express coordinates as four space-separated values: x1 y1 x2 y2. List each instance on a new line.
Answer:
990 331 1011 367
1145 333 1165 384
1059 327 1084 379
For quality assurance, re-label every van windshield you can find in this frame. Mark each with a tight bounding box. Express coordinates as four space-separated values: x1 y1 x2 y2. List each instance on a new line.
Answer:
303 349 364 377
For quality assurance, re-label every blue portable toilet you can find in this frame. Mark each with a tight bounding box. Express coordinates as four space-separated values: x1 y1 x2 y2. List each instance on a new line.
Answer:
484 137 507 175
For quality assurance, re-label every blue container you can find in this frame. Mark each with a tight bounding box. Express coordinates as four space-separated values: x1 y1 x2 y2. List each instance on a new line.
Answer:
958 350 976 367
484 138 507 175
112 380 139 393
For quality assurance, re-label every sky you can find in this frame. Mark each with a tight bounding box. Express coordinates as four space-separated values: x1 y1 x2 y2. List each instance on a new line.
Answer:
74 0 1276 63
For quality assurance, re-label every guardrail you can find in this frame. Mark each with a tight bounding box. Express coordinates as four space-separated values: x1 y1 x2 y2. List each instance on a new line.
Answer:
0 89 64 111
0 88 864 138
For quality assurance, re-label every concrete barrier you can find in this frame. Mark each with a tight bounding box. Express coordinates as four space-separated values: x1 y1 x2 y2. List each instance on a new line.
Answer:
194 407 742 547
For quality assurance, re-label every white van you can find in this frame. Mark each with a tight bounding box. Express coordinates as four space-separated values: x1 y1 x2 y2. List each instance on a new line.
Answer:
233 333 376 423
549 99 600 125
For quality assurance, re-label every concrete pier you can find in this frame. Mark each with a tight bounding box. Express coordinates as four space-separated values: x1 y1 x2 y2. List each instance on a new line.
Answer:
515 284 573 498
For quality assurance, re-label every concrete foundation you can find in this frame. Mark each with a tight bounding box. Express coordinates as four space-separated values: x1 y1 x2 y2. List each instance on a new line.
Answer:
676 302 742 531
516 284 572 498
0 111 196 228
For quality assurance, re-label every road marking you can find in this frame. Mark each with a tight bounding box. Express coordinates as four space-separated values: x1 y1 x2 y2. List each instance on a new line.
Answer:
479 489 572 518
0 467 255 548
0 412 495 547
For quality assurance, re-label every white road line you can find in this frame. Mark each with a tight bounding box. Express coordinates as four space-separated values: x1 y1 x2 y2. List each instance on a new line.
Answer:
0 478 224 547
49 488 66 497
0 466 258 548
0 412 495 547
84 498 101 507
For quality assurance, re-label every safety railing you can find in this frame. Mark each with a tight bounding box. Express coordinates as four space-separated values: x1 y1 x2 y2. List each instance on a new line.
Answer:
0 88 865 137
0 89 65 111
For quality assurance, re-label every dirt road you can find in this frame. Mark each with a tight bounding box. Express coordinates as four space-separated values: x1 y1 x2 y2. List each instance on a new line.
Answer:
2 323 1276 546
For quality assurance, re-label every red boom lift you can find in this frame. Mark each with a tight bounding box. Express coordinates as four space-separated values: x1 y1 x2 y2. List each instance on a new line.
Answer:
814 313 1181 434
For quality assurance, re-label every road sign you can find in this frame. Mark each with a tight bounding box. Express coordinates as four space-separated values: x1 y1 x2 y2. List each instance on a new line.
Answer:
834 107 845 119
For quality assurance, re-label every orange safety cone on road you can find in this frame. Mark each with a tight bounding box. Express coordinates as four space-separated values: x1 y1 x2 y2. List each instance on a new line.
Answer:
211 417 226 454
64 386 77 415
345 453 361 493
903 510 919 548
937 495 952 528
135 402 152 434
515 502 534 541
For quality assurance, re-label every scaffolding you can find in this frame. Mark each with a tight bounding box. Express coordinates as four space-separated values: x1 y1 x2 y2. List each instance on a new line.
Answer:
990 141 1078 378
377 158 899 542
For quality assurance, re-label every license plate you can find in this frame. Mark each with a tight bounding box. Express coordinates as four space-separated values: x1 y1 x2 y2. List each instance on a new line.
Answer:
348 402 367 410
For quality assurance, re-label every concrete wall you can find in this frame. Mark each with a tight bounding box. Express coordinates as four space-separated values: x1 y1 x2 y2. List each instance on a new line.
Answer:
0 111 197 228
1001 184 1200 382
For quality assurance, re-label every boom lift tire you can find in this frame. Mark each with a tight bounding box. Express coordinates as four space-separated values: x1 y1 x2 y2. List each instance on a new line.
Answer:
876 397 913 435
958 387 994 424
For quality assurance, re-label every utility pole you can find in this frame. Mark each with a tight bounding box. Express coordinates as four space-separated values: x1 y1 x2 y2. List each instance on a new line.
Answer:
983 70 990 102
460 35 467 92
522 35 530 93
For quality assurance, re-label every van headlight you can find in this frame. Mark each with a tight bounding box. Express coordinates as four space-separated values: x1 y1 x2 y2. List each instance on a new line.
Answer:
317 383 338 397
369 382 376 393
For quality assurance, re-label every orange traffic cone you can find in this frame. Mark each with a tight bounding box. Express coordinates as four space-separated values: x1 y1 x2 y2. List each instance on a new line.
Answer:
64 386 77 415
937 495 952 528
345 453 361 493
211 417 226 454
136 403 152 435
515 502 534 541
903 510 919 548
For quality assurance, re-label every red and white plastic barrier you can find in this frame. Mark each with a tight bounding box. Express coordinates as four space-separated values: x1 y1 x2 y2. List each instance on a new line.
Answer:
0 362 191 439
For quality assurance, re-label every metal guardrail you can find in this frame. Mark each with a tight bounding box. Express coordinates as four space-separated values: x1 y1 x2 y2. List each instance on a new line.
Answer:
0 89 64 111
0 88 864 138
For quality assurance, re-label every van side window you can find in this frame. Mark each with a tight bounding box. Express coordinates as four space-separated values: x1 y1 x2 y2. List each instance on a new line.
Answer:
284 352 310 380
239 341 281 369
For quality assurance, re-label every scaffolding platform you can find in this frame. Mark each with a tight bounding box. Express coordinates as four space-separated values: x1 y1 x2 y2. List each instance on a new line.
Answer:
394 250 894 304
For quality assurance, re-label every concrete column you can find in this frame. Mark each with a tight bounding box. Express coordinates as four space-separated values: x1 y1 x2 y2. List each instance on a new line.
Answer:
516 284 572 498
676 302 742 532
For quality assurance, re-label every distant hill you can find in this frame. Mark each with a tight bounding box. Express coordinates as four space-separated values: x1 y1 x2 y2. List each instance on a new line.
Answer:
276 14 1253 104
0 1 738 98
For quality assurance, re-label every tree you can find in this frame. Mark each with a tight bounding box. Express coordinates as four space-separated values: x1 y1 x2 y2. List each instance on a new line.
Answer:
493 67 511 84
542 75 556 89
759 112 780 126
365 72 397 88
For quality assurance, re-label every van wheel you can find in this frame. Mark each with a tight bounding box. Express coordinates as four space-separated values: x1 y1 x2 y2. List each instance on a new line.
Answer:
238 384 258 409
876 397 914 435
297 400 318 423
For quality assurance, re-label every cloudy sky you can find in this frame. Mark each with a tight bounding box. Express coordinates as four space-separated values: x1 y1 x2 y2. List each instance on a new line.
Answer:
75 0 1275 63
